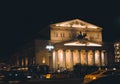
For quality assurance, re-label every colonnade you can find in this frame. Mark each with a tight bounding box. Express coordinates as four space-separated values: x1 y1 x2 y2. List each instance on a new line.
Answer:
52 49 107 70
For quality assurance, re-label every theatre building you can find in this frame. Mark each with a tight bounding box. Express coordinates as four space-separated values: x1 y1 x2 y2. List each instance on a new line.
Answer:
12 19 114 70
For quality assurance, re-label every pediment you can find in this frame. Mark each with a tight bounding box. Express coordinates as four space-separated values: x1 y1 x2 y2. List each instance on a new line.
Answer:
51 19 102 29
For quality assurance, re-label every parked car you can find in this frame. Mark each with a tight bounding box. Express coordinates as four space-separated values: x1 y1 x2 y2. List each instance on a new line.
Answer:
44 72 69 79
83 69 117 84
3 70 27 83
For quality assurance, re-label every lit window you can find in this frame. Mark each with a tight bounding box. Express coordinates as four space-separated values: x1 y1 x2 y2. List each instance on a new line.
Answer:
117 51 120 54
116 47 119 49
42 57 46 64
116 43 119 46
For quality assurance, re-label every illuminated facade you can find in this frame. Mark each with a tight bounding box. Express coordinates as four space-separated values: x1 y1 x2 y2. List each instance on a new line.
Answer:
35 19 113 70
13 19 114 70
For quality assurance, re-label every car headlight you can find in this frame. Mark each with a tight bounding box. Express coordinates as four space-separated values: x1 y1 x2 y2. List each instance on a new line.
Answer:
27 76 32 79
46 74 51 79
92 76 96 80
15 74 18 76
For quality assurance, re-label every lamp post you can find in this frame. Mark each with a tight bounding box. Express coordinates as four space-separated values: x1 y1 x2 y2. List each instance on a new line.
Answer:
46 43 54 69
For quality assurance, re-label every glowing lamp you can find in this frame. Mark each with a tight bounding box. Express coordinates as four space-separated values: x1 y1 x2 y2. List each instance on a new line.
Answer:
46 44 54 51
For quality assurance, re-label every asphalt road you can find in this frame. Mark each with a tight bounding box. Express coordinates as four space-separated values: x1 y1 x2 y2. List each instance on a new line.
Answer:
28 78 83 84
0 78 83 84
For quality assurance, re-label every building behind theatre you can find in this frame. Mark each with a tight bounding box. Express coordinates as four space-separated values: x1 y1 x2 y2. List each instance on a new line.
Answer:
11 19 114 70
114 41 120 62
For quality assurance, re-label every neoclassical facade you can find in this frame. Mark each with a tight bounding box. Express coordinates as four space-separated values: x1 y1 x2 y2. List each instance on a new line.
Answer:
12 19 114 70
35 19 114 70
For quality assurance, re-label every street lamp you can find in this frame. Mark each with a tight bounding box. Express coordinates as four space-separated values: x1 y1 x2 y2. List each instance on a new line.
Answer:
46 43 54 68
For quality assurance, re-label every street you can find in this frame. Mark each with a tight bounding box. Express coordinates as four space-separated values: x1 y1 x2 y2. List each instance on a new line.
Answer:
27 78 83 84
0 78 83 84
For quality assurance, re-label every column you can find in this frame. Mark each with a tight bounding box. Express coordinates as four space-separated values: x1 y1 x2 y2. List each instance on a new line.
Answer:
86 50 88 66
81 50 86 65
55 50 58 69
21 57 24 66
101 50 105 66
63 50 66 69
78 50 81 64
70 50 74 70
52 51 55 70
104 51 108 66
93 50 95 66
49 51 53 70
99 50 102 67
25 57 28 66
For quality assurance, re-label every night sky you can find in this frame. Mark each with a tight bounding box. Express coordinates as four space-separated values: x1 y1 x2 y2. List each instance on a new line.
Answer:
0 1 120 62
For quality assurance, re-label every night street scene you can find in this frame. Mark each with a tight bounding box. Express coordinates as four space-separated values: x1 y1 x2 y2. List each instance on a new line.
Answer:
0 1 120 84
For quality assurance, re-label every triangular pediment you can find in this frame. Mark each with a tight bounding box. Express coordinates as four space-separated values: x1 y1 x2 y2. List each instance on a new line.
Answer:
51 19 102 29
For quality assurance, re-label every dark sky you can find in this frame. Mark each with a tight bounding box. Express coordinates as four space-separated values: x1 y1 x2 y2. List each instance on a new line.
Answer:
0 0 120 61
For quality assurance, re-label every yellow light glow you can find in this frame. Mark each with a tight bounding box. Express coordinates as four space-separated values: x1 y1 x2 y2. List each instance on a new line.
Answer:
42 57 46 64
42 60 45 64
92 76 97 80
46 74 51 79
88 43 102 46
64 42 102 46
25 57 28 66
88 26 98 28
56 24 89 28
116 43 119 46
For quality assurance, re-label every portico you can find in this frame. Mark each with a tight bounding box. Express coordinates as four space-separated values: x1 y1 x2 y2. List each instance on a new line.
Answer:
52 47 107 70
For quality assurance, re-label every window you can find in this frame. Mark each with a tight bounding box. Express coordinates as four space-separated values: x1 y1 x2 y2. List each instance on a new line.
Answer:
54 32 58 37
69 33 71 37
60 32 65 37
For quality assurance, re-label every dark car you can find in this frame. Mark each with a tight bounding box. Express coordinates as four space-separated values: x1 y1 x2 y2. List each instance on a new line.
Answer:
3 70 27 83
44 71 70 79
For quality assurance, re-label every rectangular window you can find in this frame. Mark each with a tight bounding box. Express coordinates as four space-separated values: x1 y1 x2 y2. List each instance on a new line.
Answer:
69 33 71 37
62 33 64 37
60 33 64 37
54 32 58 37
56 33 58 37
